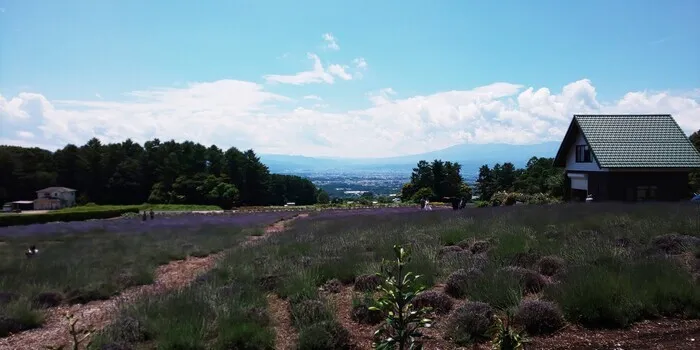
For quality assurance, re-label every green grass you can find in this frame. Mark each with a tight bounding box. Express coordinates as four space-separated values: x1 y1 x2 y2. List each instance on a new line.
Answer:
14 202 700 349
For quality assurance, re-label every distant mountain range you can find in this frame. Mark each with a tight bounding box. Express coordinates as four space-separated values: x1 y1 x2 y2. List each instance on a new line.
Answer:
260 142 561 174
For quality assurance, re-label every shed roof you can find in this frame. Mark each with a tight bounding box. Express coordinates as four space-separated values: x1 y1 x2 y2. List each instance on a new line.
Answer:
553 114 700 168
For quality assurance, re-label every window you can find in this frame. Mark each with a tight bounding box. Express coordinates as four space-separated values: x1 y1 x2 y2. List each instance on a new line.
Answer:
575 145 592 163
636 185 658 201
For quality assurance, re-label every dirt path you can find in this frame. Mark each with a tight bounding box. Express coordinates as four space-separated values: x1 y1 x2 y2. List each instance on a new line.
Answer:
0 213 308 350
267 294 297 350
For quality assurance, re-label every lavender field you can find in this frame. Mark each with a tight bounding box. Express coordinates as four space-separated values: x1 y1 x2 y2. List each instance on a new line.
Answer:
88 202 700 350
0 210 302 337
4 203 700 349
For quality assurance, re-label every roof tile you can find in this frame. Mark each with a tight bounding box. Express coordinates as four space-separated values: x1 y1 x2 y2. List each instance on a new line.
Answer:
574 114 700 168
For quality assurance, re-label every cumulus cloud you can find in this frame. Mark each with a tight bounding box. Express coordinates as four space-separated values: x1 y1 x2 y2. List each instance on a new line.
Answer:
367 88 397 106
303 95 323 101
322 33 339 50
1 79 699 158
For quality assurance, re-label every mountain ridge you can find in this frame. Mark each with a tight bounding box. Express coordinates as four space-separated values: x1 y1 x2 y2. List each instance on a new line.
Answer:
259 141 562 173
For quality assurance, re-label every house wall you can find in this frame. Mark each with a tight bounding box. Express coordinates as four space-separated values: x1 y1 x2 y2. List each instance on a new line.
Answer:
34 198 62 210
57 191 76 207
35 191 76 208
565 132 606 172
569 170 690 201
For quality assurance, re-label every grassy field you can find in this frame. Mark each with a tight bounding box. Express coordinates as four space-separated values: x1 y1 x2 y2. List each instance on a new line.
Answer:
78 202 700 349
0 211 297 337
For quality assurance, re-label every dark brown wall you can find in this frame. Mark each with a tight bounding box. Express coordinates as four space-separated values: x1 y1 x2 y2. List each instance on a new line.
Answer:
607 171 689 201
566 170 690 202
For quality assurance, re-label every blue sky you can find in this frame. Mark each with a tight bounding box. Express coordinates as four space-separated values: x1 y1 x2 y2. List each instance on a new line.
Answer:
1 0 699 157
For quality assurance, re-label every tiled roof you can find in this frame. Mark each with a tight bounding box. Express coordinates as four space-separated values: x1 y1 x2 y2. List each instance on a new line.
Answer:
574 114 700 168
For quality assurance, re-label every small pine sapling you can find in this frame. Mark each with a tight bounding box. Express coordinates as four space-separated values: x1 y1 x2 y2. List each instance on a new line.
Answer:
370 245 433 350
489 310 528 350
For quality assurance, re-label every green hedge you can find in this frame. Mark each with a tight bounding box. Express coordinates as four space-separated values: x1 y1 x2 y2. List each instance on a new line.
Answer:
0 207 140 227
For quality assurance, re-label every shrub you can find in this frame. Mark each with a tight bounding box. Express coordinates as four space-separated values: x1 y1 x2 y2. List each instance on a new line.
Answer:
536 256 566 277
444 301 495 345
98 343 134 350
509 251 541 269
650 234 700 255
0 292 19 306
411 290 453 315
444 268 482 298
474 201 490 208
33 292 63 308
0 207 140 227
514 299 565 335
354 274 382 292
290 299 334 329
470 240 491 254
296 320 352 350
503 193 518 206
438 245 464 257
321 279 343 294
351 294 383 325
545 265 643 329
0 301 43 337
500 266 549 294
465 269 522 311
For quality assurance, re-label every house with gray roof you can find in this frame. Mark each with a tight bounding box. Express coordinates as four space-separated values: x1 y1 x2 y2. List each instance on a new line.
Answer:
553 114 700 201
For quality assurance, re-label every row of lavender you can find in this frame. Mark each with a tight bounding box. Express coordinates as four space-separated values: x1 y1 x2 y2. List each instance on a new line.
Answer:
0 211 299 238
0 205 456 238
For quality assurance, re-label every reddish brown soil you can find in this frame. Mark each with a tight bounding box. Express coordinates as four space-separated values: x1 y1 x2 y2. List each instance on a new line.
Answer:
0 214 307 350
267 294 297 350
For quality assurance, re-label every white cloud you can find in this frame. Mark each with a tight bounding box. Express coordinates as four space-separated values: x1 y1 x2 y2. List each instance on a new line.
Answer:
264 53 335 85
322 33 339 50
264 53 354 85
1 79 699 158
95 93 103 99
367 88 397 106
353 57 368 70
327 64 352 80
303 95 323 101
16 131 34 139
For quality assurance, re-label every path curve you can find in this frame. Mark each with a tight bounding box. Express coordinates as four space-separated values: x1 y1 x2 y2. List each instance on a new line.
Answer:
0 213 308 350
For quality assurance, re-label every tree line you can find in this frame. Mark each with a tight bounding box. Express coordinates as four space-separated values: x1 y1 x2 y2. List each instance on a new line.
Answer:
400 160 472 202
0 138 325 209
475 157 564 201
400 157 564 204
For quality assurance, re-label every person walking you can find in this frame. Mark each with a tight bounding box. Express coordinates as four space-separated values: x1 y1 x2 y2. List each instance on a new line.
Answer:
149 209 155 220
420 198 426 210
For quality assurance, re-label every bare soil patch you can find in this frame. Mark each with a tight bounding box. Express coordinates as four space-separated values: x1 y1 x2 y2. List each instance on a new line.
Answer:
0 213 308 350
267 294 297 350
